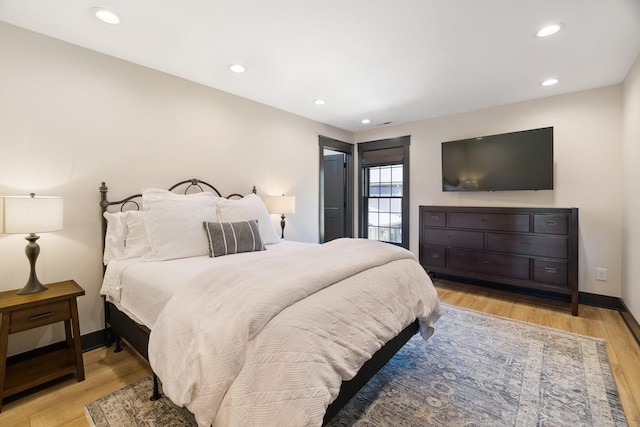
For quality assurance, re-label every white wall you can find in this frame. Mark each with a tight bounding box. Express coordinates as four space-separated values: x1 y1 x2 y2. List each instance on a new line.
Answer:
622 54 640 321
0 22 352 356
1 21 635 357
355 85 625 299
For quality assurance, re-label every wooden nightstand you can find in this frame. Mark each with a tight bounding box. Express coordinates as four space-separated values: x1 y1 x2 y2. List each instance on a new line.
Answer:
0 280 85 411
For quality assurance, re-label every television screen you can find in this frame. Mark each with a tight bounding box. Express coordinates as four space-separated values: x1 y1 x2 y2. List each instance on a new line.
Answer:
441 127 553 192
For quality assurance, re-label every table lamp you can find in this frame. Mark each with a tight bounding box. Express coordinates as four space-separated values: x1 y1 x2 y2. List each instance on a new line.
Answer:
268 195 295 239
1 194 64 294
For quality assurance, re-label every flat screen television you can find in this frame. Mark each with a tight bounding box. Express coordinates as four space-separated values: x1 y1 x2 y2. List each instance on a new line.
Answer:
441 127 553 192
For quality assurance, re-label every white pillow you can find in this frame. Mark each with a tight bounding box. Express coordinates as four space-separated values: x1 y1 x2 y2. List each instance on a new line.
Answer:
142 188 218 260
103 211 126 264
216 193 280 244
123 211 151 258
102 211 152 264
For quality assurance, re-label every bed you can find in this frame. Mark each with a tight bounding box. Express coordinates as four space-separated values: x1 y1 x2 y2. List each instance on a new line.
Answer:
99 178 441 427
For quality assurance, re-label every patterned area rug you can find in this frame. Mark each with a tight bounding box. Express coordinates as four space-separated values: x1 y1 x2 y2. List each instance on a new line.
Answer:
85 304 628 426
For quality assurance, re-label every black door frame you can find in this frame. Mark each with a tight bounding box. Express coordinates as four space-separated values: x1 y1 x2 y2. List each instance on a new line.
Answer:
319 136 354 243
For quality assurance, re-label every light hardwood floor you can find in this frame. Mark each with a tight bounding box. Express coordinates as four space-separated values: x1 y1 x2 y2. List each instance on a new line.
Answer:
1 280 639 427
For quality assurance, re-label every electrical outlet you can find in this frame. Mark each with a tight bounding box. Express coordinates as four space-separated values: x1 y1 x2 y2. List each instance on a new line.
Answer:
596 268 608 281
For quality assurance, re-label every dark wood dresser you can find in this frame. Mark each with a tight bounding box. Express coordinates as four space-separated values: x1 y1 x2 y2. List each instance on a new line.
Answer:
419 206 579 315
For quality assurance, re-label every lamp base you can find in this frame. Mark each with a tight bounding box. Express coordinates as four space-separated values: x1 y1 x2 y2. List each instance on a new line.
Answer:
17 233 49 294
17 279 48 295
280 214 286 239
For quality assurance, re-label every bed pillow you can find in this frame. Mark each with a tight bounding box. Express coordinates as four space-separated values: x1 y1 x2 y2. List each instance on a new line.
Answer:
215 194 280 244
102 210 152 263
103 211 127 264
204 220 264 257
123 211 151 258
142 188 218 261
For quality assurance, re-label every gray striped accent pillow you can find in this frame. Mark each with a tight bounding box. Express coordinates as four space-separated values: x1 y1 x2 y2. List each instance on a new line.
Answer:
203 220 265 257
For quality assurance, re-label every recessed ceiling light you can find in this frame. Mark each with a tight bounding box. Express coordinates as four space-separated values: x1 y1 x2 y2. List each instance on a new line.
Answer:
92 8 121 25
361 119 371 124
536 23 563 38
541 78 560 86
228 64 246 73
313 99 326 105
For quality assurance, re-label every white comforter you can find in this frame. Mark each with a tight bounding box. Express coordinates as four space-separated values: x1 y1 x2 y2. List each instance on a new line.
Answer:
148 238 441 427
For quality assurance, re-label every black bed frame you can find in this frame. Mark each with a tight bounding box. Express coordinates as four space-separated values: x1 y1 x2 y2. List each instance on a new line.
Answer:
99 178 419 425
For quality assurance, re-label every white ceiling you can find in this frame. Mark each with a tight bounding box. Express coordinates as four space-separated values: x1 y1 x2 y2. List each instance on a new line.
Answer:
1 0 639 132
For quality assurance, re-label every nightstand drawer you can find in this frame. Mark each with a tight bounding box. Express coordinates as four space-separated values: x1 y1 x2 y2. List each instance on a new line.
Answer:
10 300 71 333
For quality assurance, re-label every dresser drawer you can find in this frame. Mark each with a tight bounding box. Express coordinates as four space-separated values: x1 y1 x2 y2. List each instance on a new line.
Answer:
448 249 530 280
448 213 529 232
424 229 484 250
487 233 568 259
422 211 446 227
534 214 569 235
482 253 530 280
533 259 568 287
422 246 446 267
447 249 485 274
10 300 71 333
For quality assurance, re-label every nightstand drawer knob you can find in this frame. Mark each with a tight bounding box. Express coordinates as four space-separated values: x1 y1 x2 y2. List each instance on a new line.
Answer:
29 311 55 321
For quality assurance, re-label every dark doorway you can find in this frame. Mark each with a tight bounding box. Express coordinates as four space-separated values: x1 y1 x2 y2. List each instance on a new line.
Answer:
319 137 353 243
324 151 346 242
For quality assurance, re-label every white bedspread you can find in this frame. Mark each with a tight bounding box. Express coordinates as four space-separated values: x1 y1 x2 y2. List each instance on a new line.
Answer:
101 242 310 328
148 238 441 427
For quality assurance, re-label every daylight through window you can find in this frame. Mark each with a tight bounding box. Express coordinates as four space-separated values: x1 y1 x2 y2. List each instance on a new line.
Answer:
366 165 403 243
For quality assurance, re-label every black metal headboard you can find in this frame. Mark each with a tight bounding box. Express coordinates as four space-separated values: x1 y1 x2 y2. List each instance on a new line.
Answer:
99 178 256 252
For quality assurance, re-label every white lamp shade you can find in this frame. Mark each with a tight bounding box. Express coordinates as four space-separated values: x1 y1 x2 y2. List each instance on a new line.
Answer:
268 195 295 214
2 195 63 234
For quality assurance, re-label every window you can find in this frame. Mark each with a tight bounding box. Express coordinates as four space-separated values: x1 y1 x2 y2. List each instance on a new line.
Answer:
367 165 403 243
358 136 410 248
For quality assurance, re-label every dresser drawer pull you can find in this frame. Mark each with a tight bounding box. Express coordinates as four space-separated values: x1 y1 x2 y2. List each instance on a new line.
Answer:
448 235 456 239
544 267 557 274
546 220 556 225
29 311 55 321
481 218 490 222
430 215 439 221
430 253 439 258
